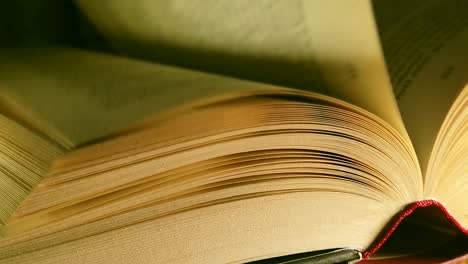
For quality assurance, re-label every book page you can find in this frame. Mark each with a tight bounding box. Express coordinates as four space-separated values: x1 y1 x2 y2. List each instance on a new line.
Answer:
76 0 408 137
0 47 283 148
302 0 407 137
0 114 63 225
75 0 327 93
373 0 468 173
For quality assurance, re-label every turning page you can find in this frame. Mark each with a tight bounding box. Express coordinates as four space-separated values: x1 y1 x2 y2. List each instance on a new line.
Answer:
0 47 283 147
374 0 468 173
76 0 407 138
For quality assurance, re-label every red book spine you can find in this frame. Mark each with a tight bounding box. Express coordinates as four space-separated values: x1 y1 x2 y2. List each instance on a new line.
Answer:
363 199 468 259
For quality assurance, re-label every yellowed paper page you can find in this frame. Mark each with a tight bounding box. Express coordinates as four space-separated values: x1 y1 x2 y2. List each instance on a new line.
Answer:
76 0 407 137
302 0 407 137
374 0 468 173
0 114 63 225
75 0 326 92
0 47 282 147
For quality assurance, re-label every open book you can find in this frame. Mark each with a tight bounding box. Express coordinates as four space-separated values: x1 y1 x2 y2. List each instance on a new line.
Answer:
0 0 467 263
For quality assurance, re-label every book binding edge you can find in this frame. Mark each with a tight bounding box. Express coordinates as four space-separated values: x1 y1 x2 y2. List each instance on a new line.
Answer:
362 199 468 259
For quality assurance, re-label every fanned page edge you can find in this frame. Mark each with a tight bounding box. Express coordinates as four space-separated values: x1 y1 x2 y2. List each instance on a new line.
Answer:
363 199 468 259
